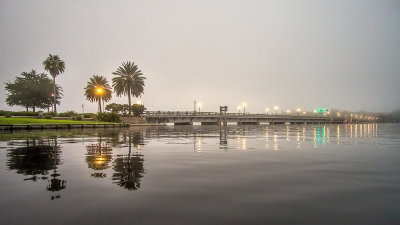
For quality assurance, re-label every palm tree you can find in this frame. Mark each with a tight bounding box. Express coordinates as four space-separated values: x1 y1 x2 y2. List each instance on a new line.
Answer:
43 54 65 114
112 61 146 116
84 75 112 113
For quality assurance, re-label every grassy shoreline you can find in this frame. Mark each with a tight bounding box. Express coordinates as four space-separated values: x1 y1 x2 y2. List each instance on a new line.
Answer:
0 117 116 125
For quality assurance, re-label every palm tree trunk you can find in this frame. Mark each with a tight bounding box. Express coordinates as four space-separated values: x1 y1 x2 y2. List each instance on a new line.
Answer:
98 98 102 113
53 77 57 114
128 89 132 117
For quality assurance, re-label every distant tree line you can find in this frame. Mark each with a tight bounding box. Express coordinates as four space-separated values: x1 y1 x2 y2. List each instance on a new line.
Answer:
4 54 65 113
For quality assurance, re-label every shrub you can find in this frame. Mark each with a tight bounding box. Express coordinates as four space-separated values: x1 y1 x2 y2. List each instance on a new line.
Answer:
43 112 57 118
72 115 83 121
44 115 52 119
83 113 96 119
0 110 11 116
5 113 12 118
96 112 121 123
58 111 77 117
0 110 39 116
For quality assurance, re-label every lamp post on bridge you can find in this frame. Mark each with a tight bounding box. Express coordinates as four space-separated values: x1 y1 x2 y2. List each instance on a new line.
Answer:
242 103 246 114
237 106 241 114
296 108 301 117
266 108 269 115
274 106 279 115
197 103 202 113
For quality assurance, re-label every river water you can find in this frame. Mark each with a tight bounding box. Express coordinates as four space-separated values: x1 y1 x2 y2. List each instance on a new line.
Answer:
0 123 399 225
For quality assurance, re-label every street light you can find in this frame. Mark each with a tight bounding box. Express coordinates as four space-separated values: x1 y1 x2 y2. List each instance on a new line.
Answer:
96 87 103 94
313 110 317 116
198 103 202 113
95 86 104 113
136 100 142 105
242 103 246 114
274 106 279 115
237 106 241 114
296 108 301 117
286 110 290 115
265 108 270 115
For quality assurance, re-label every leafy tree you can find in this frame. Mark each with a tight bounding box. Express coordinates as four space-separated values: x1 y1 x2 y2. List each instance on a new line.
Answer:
5 70 62 111
84 75 112 113
43 54 65 114
112 61 146 116
105 103 146 116
105 103 122 113
132 104 146 116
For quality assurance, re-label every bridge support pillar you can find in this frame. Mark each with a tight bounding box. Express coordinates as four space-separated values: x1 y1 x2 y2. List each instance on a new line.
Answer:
201 122 219 125
238 122 260 125
174 122 193 125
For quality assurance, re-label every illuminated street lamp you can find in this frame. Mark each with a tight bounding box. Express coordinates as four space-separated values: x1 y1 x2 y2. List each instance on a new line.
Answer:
313 110 317 116
242 103 246 114
198 102 202 113
303 111 306 115
274 106 279 115
265 108 270 115
96 87 103 94
136 100 142 105
286 110 290 115
96 86 104 113
296 108 301 117
237 106 241 114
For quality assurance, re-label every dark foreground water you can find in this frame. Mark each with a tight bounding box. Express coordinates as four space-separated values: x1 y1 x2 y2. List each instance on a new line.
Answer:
0 124 399 225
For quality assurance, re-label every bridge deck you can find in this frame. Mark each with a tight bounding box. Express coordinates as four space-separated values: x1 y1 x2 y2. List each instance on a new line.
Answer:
145 111 343 124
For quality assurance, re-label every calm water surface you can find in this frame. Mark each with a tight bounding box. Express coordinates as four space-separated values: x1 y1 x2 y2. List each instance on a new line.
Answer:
0 124 399 225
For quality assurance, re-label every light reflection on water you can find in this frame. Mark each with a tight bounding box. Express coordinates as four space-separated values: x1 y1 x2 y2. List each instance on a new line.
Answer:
0 123 399 225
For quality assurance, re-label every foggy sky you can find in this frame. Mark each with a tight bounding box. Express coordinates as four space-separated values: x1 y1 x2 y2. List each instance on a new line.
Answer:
1 0 399 113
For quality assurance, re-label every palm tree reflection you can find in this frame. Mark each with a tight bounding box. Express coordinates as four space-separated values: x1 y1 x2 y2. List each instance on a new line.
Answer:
6 137 66 200
86 137 113 178
47 139 66 195
112 132 145 191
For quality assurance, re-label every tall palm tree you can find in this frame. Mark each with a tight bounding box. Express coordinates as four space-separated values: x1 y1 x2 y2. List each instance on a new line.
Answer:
43 54 65 114
112 61 146 116
84 75 112 113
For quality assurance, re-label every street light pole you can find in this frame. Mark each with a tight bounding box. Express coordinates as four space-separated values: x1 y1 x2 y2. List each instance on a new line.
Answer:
96 86 104 113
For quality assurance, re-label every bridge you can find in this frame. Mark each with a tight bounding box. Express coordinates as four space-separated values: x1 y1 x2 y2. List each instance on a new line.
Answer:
144 111 344 125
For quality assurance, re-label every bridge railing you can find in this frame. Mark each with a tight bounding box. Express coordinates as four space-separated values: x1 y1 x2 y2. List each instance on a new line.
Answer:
145 111 220 116
145 111 337 119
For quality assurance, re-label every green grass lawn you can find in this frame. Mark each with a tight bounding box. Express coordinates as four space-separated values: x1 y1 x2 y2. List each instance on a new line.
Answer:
0 117 116 125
